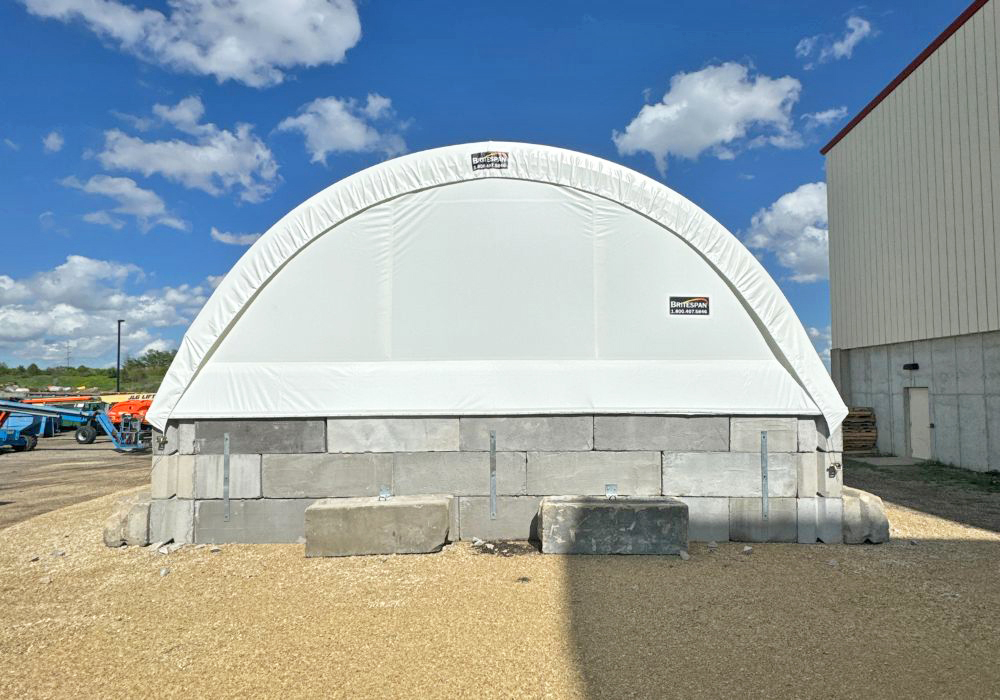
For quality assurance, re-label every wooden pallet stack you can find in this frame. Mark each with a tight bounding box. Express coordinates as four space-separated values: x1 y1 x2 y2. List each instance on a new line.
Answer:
843 407 878 452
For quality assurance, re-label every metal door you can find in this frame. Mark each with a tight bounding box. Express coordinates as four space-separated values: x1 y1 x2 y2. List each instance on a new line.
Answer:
906 387 931 460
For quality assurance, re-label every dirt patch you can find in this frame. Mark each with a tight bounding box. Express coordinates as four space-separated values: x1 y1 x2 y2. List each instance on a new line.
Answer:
0 433 149 530
2 489 1000 698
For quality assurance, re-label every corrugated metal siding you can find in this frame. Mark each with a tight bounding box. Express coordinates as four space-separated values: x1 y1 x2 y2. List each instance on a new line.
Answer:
827 0 1000 349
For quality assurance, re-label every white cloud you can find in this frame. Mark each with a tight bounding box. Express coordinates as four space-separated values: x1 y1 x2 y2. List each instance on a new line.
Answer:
210 226 261 246
802 107 848 128
43 130 64 153
278 94 408 164
4 138 19 151
612 62 801 174
21 0 362 88
62 174 188 231
0 255 211 364
797 16 874 69
807 325 832 370
98 96 279 203
745 182 829 283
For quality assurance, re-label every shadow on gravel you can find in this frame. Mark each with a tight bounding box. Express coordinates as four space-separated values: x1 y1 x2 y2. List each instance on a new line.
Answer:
844 458 1000 533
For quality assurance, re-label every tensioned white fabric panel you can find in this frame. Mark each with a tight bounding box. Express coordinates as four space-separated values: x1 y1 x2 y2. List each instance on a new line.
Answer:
149 142 846 430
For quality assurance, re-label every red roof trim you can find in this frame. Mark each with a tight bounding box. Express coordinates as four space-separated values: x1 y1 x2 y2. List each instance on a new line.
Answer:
820 0 991 155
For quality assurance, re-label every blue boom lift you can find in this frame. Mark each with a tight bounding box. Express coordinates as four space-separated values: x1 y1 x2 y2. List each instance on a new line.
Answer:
0 400 151 453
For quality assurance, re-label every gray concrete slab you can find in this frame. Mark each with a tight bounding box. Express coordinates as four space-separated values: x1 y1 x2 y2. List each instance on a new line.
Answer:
305 495 451 557
869 346 890 395
871 392 893 456
194 419 326 454
674 497 729 542
796 497 844 544
797 453 818 497
194 498 313 544
931 337 958 395
593 416 728 452
459 416 593 452
393 451 526 496
956 334 985 395
527 451 660 496
178 421 196 455
988 395 1000 473
458 496 541 541
910 340 934 389
932 395 960 466
816 452 843 498
958 395 989 471
888 341 913 395
149 498 194 544
151 455 177 499
539 496 687 554
326 418 459 453
730 418 797 452
984 331 1000 395
661 451 796 498
262 453 392 498
729 497 797 542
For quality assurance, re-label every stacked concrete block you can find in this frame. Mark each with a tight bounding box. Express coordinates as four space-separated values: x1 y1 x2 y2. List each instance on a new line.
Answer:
594 416 728 451
662 452 796 498
459 416 592 451
327 418 458 452
103 489 151 547
796 497 844 544
394 451 526 495
539 496 687 554
730 417 797 452
729 497 797 542
145 414 858 547
527 451 659 496
262 453 392 498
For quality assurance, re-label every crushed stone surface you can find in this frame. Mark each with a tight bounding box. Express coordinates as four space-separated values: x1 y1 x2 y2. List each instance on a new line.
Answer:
2 490 999 698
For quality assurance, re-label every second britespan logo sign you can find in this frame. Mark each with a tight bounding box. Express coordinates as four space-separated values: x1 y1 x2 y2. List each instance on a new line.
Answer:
669 296 710 316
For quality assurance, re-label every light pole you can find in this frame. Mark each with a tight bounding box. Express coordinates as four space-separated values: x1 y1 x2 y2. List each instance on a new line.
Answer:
116 319 124 392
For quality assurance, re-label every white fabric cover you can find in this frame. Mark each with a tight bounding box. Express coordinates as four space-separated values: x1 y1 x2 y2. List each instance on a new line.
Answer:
148 142 847 431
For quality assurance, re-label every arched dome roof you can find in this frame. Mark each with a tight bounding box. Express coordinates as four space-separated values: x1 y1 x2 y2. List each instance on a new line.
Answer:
148 142 846 431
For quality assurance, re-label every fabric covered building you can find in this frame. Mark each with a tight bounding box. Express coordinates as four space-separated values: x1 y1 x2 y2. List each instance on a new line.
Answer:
146 142 846 544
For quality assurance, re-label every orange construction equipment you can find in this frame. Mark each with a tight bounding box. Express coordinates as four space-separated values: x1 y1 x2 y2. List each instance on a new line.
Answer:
107 398 153 426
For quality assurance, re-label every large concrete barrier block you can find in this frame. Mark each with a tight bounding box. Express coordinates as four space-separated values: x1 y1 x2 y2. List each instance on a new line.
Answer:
594 416 728 452
527 451 660 496
842 487 890 544
796 497 844 544
816 452 843 497
816 421 843 453
458 496 541 541
540 496 688 554
797 453 818 497
729 497 797 542
797 419 818 452
149 498 194 544
194 419 326 454
151 455 177 499
730 417 798 452
459 416 593 451
262 453 392 498
194 499 312 544
305 495 452 557
175 454 262 499
673 497 729 542
327 418 459 453
394 451 526 496
103 489 151 547
662 452 796 498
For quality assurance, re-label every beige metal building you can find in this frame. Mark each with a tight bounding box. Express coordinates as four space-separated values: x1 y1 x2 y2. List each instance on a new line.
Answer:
824 0 999 470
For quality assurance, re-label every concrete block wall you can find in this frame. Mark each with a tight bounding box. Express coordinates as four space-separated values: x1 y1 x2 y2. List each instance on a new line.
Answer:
148 415 843 545
832 330 1000 471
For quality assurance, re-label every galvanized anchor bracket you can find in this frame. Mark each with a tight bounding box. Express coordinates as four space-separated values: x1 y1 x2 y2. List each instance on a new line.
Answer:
760 431 769 521
489 430 497 520
605 483 618 500
223 432 231 522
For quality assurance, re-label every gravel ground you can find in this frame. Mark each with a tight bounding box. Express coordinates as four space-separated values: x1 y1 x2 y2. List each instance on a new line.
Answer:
2 489 1000 699
0 433 149 529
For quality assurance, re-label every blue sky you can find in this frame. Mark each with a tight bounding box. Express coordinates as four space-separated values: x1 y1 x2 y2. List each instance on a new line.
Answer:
0 0 974 367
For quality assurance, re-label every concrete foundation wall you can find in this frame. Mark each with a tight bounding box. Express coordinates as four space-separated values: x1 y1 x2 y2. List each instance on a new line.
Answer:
150 414 842 545
833 330 1000 471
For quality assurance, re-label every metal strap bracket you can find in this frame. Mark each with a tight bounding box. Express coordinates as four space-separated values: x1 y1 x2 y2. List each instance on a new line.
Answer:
760 430 769 521
489 430 497 520
223 432 231 522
